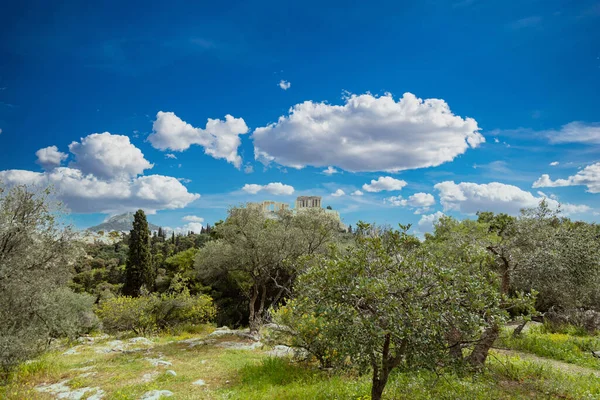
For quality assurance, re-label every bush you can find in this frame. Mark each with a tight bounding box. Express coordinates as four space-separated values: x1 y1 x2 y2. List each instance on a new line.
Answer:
96 287 216 335
544 308 600 335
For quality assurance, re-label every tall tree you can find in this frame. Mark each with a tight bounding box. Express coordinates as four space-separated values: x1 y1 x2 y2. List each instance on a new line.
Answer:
0 184 94 379
195 206 340 333
275 223 502 400
123 210 153 296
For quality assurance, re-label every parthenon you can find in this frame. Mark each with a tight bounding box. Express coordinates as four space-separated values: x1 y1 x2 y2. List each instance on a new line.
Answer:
295 196 322 209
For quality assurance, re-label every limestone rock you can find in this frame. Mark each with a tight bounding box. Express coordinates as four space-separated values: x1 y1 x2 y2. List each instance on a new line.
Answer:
216 341 263 350
145 358 172 367
140 389 174 399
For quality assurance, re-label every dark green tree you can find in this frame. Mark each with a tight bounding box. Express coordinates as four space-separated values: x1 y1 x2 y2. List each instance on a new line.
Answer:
123 210 154 296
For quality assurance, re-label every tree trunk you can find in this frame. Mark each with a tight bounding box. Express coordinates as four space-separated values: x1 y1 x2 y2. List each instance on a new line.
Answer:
370 333 401 400
371 370 389 400
447 327 463 361
512 320 528 337
248 285 260 334
467 324 499 368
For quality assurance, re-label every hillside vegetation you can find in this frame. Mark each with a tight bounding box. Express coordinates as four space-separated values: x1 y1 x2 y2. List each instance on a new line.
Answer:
1 182 600 399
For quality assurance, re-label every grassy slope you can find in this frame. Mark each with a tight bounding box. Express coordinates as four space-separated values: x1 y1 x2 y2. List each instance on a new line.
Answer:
2 326 600 400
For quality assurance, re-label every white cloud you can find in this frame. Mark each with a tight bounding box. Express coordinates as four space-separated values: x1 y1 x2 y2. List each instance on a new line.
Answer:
386 192 435 207
0 128 2 134
385 192 435 214
182 215 204 223
331 189 345 197
351 190 363 196
165 222 205 235
362 176 407 193
149 111 249 168
0 168 200 214
549 161 559 166
244 164 254 174
434 181 590 216
278 80 291 90
242 182 295 195
165 153 177 159
35 145 68 170
253 92 483 172
545 121 600 144
532 162 600 193
322 166 339 175
417 211 445 233
494 137 499 143
69 132 153 179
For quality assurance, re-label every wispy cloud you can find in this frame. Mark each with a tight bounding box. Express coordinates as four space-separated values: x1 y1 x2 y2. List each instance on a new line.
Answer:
508 16 543 30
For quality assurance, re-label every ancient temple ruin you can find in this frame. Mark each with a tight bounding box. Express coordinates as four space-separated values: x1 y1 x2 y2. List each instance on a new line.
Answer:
295 196 322 209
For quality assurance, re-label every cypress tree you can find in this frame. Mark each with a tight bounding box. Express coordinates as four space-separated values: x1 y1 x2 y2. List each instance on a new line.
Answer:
123 209 154 296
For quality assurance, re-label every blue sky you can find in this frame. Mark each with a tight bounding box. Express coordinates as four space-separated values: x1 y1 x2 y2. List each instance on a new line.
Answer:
1 0 599 234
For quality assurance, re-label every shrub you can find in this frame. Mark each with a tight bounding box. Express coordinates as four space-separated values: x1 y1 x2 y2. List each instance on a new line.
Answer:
95 289 216 335
95 294 158 335
544 308 600 335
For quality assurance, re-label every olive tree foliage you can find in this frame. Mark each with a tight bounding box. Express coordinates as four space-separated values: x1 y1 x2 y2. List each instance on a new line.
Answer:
274 223 504 400
0 184 95 379
511 205 600 313
425 216 536 366
195 205 340 333
427 200 600 363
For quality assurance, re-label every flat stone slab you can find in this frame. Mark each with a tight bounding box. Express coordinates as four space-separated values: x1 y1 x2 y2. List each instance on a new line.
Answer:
266 345 295 358
128 337 154 346
216 341 263 350
141 372 159 383
145 358 173 367
35 380 105 399
192 379 206 386
140 389 173 399
208 328 259 341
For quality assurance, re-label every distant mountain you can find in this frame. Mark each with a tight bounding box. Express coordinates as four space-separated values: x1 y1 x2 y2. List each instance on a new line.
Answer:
87 212 161 233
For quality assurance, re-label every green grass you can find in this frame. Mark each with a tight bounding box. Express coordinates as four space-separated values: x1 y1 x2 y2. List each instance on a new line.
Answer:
498 325 600 370
2 325 600 399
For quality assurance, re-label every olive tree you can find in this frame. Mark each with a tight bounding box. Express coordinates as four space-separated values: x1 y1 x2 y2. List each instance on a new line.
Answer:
195 205 340 333
0 184 95 379
275 223 503 400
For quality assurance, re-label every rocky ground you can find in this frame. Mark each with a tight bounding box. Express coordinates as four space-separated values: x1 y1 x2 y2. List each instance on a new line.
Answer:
23 326 297 400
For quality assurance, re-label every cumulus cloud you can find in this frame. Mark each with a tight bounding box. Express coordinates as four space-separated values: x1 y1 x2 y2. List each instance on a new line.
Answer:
434 181 590 216
385 192 436 213
550 161 559 166
362 176 407 192
532 163 600 193
351 190 363 196
165 222 205 235
242 182 295 195
278 80 291 90
253 92 483 172
322 166 339 175
165 153 177 159
69 133 153 179
35 146 68 170
331 189 345 197
244 164 254 174
149 111 249 168
417 211 445 233
545 121 600 144
182 215 204 223
0 168 200 214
